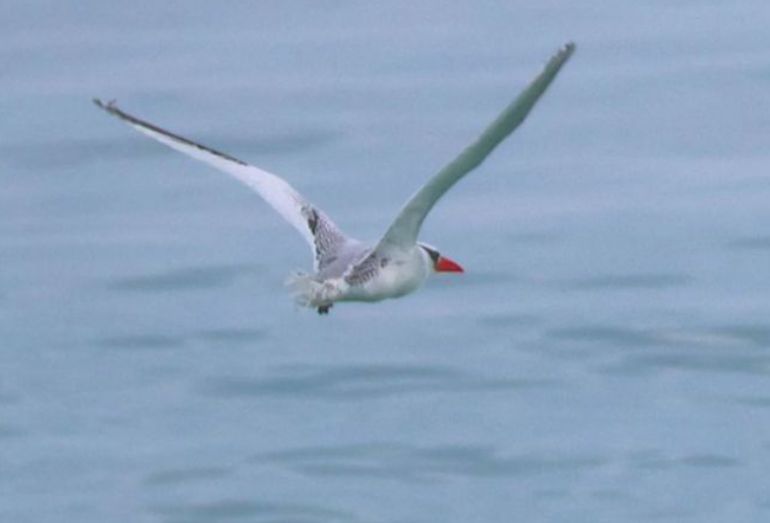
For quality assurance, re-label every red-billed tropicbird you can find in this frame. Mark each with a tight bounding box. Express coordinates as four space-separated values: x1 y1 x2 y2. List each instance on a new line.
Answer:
94 43 575 314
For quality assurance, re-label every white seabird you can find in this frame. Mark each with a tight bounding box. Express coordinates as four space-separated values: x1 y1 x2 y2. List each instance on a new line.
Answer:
95 43 575 314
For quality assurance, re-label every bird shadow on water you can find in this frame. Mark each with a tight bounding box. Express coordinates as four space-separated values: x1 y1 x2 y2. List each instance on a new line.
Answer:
250 443 605 483
196 363 553 401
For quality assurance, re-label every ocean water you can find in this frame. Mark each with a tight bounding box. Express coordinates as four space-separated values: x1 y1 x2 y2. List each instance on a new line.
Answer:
3 1 770 522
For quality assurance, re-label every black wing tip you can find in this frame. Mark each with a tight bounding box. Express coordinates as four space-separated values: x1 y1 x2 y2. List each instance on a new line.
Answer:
93 97 251 167
93 97 123 117
537 42 575 74
93 97 110 109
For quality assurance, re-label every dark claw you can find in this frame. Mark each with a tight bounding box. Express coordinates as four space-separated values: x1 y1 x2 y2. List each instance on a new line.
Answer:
317 304 332 315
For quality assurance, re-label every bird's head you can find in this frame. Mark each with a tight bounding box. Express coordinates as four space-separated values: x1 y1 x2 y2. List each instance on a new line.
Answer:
418 243 464 274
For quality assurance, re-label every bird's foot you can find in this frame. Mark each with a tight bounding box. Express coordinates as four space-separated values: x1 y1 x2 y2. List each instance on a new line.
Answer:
317 304 332 315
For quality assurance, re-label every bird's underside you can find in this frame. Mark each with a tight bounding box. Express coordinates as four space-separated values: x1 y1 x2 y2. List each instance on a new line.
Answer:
94 42 576 315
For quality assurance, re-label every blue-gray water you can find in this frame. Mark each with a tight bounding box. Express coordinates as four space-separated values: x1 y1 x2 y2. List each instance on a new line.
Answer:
3 1 770 522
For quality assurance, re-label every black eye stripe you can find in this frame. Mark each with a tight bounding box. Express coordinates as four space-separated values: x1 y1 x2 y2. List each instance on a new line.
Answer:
419 245 440 263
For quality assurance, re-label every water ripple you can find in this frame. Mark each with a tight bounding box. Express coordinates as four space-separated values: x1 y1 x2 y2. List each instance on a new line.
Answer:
547 326 660 347
561 273 693 291
144 466 231 486
477 313 542 329
106 263 256 293
197 364 548 401
196 328 267 344
506 231 564 245
95 334 185 350
733 396 770 408
628 450 740 470
0 425 24 439
149 498 355 523
548 324 770 351
253 443 605 482
447 271 520 287
728 236 770 251
93 328 267 351
0 391 20 405
604 352 770 376
714 324 770 347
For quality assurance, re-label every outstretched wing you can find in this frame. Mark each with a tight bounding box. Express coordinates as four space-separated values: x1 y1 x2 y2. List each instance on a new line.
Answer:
93 99 350 270
376 42 575 252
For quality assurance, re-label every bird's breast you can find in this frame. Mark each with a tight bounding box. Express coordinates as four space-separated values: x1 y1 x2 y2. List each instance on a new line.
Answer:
345 248 430 302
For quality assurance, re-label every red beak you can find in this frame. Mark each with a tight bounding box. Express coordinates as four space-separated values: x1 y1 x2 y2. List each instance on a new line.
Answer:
435 256 464 273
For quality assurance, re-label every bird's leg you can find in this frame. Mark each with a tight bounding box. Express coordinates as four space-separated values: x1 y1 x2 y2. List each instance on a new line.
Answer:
317 304 332 315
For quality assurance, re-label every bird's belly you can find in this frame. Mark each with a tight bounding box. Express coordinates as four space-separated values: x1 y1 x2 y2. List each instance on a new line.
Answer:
345 259 428 303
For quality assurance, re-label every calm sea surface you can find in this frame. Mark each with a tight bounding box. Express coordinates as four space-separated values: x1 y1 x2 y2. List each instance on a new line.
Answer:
3 1 770 522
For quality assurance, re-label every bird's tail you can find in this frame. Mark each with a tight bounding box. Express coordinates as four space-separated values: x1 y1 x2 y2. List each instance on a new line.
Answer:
285 271 344 309
285 271 325 308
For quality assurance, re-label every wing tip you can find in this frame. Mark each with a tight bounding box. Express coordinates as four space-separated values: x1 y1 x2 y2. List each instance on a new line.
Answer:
536 42 575 78
93 97 122 117
556 41 576 62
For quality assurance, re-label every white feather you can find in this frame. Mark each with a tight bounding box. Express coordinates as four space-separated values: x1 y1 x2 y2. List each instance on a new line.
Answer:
93 99 341 256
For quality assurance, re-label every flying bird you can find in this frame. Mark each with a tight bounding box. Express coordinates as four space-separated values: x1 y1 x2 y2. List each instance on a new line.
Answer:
94 42 575 314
